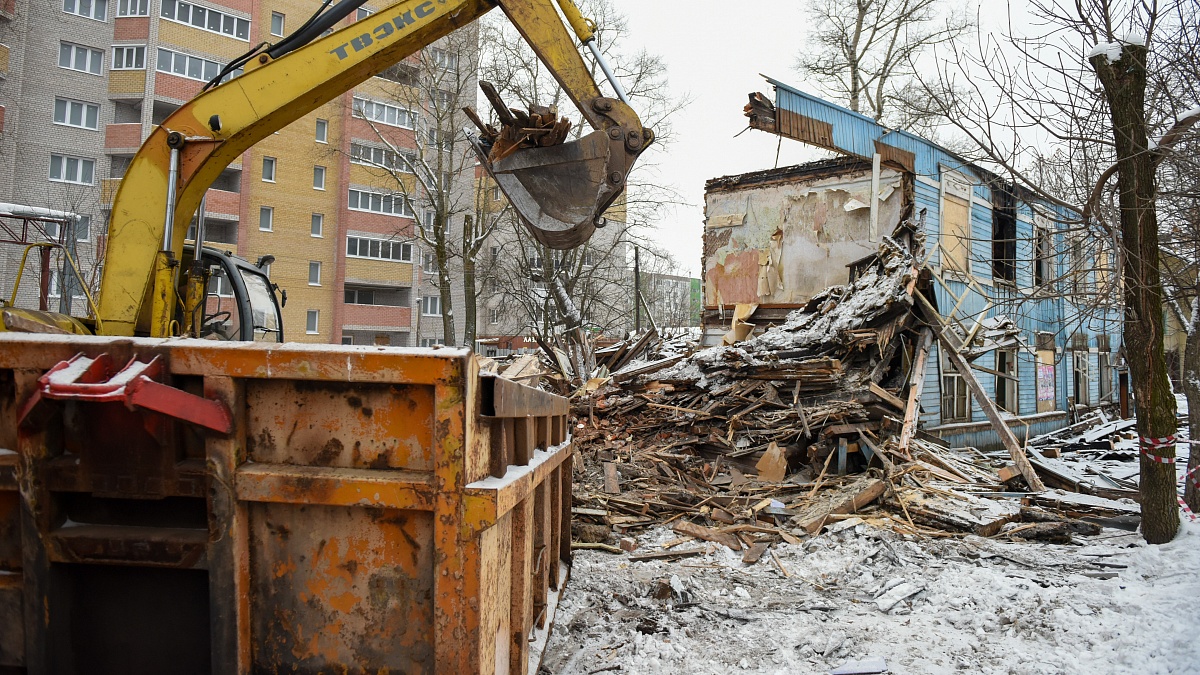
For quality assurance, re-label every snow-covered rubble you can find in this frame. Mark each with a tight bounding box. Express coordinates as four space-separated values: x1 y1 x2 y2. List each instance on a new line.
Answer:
543 521 1200 674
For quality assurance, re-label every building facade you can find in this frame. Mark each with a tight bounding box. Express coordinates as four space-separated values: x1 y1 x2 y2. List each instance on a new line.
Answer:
705 80 1125 449
0 0 477 346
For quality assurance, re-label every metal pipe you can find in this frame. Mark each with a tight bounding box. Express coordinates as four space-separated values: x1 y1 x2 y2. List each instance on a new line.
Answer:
193 194 208 253
163 147 180 251
585 40 629 105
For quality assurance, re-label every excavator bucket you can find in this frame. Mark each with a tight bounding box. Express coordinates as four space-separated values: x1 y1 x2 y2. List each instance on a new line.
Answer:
467 83 652 250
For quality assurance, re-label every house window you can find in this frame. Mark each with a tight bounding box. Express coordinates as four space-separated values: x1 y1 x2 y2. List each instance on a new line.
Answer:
49 154 96 185
262 157 276 182
315 119 328 143
258 206 273 231
940 347 970 422
941 173 971 276
1098 351 1113 403
313 166 326 190
311 213 323 237
116 0 147 16
71 216 91 242
350 143 416 173
1072 349 1091 406
1034 221 1053 288
489 307 501 325
421 296 441 316
59 43 104 75
157 48 243 83
991 187 1016 282
64 0 106 21
346 235 412 262
490 246 499 263
54 99 100 130
1069 236 1089 297
270 11 285 36
348 188 414 217
995 349 1018 414
112 45 146 69
305 310 319 334
420 337 446 347
351 97 416 129
308 261 321 285
160 0 250 41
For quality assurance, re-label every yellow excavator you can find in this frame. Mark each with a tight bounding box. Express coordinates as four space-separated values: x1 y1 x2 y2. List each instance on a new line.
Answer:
4 0 651 342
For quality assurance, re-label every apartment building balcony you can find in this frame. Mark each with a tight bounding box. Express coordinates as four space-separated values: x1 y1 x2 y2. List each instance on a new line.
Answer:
109 71 147 100
0 43 9 78
342 302 413 329
104 123 143 154
102 178 241 219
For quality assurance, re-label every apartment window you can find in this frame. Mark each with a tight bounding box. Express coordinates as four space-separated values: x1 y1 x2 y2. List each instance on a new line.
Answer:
313 166 326 190
420 296 441 316
345 288 374 305
355 7 372 20
157 48 243 83
342 336 354 345
311 213 323 237
940 348 970 422
160 0 250 40
941 173 971 276
1034 221 1053 288
489 307 501 325
308 261 321 286
426 128 453 152
59 43 104 75
420 337 446 347
207 273 233 297
995 350 1018 414
352 97 416 129
117 0 148 16
258 206 273 231
270 11 285 36
490 246 499 264
491 186 501 201
1072 349 1091 406
422 250 438 275
991 187 1016 282
349 143 415 173
54 98 100 130
305 310 319 334
315 119 328 143
344 288 407 306
348 189 414 217
262 157 276 182
64 0 106 21
112 45 146 69
49 154 96 185
429 47 458 72
346 235 412 262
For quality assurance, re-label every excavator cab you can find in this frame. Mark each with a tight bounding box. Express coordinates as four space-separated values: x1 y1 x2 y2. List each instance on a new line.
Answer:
180 246 284 342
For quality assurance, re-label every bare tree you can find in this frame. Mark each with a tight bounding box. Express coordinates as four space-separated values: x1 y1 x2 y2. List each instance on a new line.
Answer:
917 0 1200 543
795 0 972 130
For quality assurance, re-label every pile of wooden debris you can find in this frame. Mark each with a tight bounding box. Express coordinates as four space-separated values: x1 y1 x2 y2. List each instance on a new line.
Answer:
568 240 1142 560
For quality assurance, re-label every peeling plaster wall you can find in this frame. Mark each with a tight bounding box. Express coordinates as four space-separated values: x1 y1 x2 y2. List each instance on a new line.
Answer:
703 167 903 308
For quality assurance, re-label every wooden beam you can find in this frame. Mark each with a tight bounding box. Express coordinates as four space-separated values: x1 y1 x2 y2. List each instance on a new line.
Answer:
915 294 1045 491
898 327 933 457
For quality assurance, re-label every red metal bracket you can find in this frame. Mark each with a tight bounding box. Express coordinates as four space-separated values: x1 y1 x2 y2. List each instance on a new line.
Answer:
20 352 232 434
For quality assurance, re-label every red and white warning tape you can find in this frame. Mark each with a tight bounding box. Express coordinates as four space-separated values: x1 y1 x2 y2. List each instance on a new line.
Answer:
1179 496 1197 522
1140 435 1177 465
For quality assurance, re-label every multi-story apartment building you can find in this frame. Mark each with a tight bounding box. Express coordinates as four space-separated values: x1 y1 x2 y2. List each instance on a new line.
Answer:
0 0 478 346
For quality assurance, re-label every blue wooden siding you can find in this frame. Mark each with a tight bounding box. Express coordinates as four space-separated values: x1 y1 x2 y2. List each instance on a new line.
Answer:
764 79 1124 448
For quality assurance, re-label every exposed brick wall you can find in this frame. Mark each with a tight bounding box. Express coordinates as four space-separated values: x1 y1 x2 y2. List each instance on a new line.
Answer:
104 123 142 151
114 17 150 41
344 303 412 328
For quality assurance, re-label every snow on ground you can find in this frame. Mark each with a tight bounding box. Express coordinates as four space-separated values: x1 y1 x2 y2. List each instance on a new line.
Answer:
543 521 1200 674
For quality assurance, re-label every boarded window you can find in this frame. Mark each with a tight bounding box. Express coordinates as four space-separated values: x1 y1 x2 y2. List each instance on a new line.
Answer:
941 176 971 276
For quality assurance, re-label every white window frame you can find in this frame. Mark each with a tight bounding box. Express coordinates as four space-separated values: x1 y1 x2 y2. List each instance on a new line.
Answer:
313 165 326 190
63 0 107 22
53 98 100 131
308 261 321 286
421 295 441 316
345 235 412 262
1073 350 1091 406
315 119 328 143
429 47 458 72
489 307 501 325
939 347 970 423
262 157 276 182
160 0 250 41
49 154 96 185
270 11 285 36
348 188 414 218
75 215 91 242
351 96 416 130
311 213 324 237
305 309 319 334
116 0 148 16
258 205 273 231
420 337 446 348
156 47 242 83
112 45 146 70
59 42 104 75
349 142 415 174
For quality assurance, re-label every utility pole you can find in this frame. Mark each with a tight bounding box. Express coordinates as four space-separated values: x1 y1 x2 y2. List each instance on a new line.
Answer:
633 246 641 333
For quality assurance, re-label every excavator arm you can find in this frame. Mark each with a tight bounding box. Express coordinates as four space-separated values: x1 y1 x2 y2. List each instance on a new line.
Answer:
99 0 652 337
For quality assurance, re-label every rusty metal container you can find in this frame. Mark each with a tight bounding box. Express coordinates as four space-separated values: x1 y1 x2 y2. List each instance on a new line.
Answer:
0 334 572 674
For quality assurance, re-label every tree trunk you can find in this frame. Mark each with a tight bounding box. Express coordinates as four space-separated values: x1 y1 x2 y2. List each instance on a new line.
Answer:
435 219 455 347
1185 305 1200 512
462 249 477 347
1092 44 1179 543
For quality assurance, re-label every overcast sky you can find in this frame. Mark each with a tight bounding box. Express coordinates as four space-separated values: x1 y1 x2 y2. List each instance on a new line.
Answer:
608 1 832 276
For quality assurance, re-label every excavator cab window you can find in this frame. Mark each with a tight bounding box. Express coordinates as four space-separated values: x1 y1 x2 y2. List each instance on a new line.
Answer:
184 246 284 342
203 264 242 340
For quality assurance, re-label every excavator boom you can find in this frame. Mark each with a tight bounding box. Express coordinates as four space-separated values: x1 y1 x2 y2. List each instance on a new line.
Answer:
100 0 651 337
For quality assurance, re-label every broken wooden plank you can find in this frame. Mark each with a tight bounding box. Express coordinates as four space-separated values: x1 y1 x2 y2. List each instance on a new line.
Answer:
629 548 706 562
602 462 621 495
868 381 906 411
801 478 886 534
742 541 770 564
898 327 933 456
755 441 787 482
673 520 743 550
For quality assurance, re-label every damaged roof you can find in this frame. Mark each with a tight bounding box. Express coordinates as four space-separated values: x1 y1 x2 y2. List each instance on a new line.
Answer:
704 156 872 193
